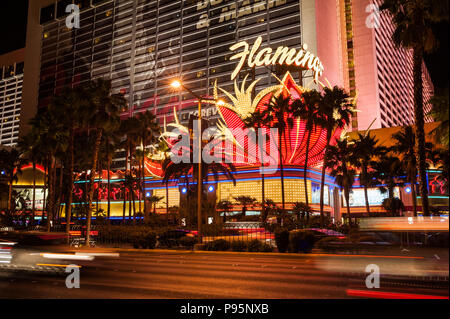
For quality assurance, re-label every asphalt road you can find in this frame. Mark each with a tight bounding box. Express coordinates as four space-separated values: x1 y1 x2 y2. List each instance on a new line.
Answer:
0 249 448 299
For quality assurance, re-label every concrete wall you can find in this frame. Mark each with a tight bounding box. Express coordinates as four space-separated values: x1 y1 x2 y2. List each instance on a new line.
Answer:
19 0 55 138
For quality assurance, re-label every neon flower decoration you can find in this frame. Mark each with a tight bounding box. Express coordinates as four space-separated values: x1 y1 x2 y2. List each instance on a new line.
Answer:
211 72 343 167
143 72 343 177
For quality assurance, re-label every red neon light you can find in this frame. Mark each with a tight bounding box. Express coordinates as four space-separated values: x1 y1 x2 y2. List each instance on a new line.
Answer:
346 289 449 299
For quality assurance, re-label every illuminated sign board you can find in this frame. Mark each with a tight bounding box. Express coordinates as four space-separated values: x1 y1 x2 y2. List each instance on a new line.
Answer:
229 36 324 82
343 188 400 207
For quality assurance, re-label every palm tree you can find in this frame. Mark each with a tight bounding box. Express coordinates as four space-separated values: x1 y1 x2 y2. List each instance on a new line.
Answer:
293 89 323 209
391 126 434 216
83 79 125 246
17 132 44 225
147 195 164 217
28 108 68 231
243 109 267 226
120 116 140 172
375 155 405 200
233 195 257 219
382 197 405 217
262 199 277 223
48 86 84 235
101 128 121 222
326 139 356 225
428 88 449 147
135 110 160 215
352 132 387 215
216 199 233 223
260 95 296 212
380 0 449 216
122 173 140 223
292 201 313 225
0 148 27 214
318 86 353 226
433 149 448 192
162 129 237 227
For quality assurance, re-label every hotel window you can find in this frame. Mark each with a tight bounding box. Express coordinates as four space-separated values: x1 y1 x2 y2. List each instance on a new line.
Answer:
56 0 73 19
5 65 14 77
40 4 56 24
92 0 108 5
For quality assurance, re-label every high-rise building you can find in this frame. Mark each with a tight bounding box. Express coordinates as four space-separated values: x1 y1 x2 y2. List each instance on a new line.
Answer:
16 0 443 219
0 48 25 147
22 0 344 168
342 0 434 131
21 1 435 137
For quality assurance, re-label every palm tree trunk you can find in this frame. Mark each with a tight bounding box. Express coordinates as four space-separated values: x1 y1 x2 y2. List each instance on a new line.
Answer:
165 182 169 224
122 189 126 224
96 161 100 214
319 129 333 227
141 132 146 216
42 164 47 225
363 164 371 215
412 46 430 216
139 159 142 216
7 178 12 214
142 154 146 217
411 180 418 217
345 188 351 226
66 129 74 236
278 129 286 212
258 125 266 223
128 187 132 221
51 158 57 227
46 157 54 232
131 189 136 224
86 129 102 247
304 128 312 208
364 185 371 215
106 141 111 222
32 162 36 226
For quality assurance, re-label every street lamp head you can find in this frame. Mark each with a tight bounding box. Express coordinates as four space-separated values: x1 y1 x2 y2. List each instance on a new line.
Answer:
171 80 182 89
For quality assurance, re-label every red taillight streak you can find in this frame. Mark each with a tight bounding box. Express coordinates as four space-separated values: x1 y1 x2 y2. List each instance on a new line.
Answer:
346 289 449 300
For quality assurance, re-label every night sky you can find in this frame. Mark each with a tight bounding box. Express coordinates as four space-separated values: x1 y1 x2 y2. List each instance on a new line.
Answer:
0 0 447 90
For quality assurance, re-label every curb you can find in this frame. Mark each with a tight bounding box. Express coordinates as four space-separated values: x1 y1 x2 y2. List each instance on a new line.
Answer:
66 247 429 260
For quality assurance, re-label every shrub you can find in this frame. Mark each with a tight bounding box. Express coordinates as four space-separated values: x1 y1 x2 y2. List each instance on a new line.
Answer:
259 242 273 252
247 239 262 252
142 231 157 249
179 236 197 249
289 230 315 253
130 230 157 249
231 240 247 252
274 228 290 253
316 236 341 252
203 239 230 251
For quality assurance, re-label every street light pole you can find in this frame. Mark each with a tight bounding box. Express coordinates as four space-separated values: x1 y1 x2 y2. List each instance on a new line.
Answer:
197 99 202 243
171 80 224 244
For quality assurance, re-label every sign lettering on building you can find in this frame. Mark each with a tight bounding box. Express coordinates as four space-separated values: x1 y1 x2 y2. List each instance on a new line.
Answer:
229 36 324 82
196 0 287 29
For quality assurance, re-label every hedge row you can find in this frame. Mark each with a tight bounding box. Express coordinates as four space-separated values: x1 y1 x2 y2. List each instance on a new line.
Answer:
275 229 316 253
